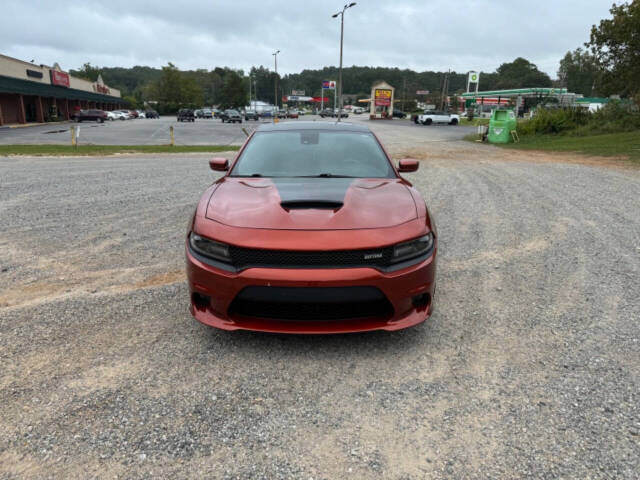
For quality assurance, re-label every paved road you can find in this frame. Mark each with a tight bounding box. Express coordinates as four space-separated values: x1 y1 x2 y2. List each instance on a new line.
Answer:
0 114 473 146
0 131 638 478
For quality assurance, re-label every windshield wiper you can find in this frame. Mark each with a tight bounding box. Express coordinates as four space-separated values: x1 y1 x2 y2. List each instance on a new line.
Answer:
296 173 356 178
249 173 263 177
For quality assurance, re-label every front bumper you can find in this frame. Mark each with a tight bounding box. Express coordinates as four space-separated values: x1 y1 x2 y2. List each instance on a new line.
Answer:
185 243 436 334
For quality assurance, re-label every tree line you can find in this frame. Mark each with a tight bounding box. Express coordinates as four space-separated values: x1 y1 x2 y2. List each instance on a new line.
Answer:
70 1 638 111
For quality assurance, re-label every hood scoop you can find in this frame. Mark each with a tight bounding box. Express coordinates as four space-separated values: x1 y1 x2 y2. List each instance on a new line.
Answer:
280 200 343 211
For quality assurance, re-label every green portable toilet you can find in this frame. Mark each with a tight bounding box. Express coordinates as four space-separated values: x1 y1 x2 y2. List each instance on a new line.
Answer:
488 109 517 144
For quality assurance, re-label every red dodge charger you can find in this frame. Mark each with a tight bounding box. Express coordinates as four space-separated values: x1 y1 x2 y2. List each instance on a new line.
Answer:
186 121 437 333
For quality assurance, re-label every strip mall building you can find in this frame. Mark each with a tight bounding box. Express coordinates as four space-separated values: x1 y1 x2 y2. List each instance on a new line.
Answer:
0 54 126 126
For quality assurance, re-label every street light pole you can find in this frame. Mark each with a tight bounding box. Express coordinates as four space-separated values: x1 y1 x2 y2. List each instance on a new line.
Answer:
332 2 356 123
272 50 280 122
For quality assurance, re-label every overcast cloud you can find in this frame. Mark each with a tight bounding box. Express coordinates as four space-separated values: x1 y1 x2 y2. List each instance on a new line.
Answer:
1 0 612 77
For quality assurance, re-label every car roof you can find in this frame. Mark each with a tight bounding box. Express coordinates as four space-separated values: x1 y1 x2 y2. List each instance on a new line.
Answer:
256 121 370 133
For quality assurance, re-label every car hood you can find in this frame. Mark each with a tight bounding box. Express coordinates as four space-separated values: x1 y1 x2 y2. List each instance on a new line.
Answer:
205 177 417 230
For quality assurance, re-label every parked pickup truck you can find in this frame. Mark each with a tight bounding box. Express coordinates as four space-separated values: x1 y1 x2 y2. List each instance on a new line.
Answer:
177 109 195 122
418 110 460 125
220 109 242 123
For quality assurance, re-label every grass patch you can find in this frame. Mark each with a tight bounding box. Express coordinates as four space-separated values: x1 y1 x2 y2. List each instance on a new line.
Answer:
0 144 240 156
504 132 640 162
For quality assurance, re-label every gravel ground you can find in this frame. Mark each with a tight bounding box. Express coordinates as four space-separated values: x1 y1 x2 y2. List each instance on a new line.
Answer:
0 130 639 478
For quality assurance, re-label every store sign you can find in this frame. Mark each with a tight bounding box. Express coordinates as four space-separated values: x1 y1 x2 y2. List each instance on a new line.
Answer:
322 80 336 90
93 84 111 94
291 90 305 96
468 71 479 83
26 69 43 79
311 97 329 103
50 70 70 87
416 90 430 95
286 95 313 102
374 89 392 106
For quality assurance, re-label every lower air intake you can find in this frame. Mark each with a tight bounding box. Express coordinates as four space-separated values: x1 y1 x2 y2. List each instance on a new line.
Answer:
228 286 393 321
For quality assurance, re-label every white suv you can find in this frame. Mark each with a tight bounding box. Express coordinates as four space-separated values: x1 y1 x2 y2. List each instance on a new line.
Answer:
418 110 460 126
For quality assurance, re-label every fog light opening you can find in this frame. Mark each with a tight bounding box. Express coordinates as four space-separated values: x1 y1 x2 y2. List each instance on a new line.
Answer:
192 292 211 311
412 293 430 308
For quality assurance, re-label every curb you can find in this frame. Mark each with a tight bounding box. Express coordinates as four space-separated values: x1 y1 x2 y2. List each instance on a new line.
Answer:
0 121 72 130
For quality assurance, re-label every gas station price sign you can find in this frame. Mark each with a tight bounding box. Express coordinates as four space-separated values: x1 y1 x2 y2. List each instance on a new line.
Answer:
374 89 392 106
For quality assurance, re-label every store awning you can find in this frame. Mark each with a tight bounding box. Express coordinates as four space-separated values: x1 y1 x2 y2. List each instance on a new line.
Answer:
0 75 125 103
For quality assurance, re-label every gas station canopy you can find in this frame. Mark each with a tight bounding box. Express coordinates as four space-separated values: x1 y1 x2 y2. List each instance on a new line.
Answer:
462 87 569 98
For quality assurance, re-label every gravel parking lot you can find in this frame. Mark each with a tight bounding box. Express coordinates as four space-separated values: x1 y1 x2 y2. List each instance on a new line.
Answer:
1 122 639 478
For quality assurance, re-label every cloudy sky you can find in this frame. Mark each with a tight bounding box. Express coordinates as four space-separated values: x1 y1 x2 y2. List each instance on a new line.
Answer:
2 0 612 77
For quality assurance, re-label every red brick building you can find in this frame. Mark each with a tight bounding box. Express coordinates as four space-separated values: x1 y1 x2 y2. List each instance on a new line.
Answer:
0 54 126 126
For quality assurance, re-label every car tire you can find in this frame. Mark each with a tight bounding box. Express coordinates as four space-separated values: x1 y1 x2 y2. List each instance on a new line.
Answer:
98 118 104 123
423 118 432 125
450 118 458 125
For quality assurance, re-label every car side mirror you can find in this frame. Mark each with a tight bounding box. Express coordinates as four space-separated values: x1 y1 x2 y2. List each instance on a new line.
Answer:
209 158 229 172
397 159 419 173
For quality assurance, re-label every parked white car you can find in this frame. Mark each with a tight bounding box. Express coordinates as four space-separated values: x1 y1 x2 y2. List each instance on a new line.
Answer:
111 111 128 120
105 111 117 121
353 107 365 114
418 110 460 125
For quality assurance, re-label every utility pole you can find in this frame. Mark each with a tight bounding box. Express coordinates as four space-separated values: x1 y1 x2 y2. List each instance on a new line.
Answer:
440 69 450 111
332 2 356 122
403 77 406 112
272 50 280 122
248 75 251 112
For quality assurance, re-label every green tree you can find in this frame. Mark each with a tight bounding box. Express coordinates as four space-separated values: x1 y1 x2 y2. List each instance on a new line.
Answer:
219 70 247 109
73 62 102 82
558 48 602 96
493 58 552 89
250 66 280 105
148 63 204 112
122 95 138 109
587 0 640 97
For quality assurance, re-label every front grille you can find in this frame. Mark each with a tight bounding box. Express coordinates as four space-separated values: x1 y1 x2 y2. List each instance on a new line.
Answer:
228 245 394 270
228 286 393 321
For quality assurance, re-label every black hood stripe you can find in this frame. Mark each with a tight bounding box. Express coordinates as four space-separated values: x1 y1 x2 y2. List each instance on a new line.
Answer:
273 178 355 206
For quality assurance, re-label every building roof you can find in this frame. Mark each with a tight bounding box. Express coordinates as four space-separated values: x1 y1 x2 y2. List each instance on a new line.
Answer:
257 121 370 132
0 74 124 103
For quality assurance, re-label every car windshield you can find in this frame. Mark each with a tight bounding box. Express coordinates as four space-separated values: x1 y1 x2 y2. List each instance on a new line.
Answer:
230 130 395 178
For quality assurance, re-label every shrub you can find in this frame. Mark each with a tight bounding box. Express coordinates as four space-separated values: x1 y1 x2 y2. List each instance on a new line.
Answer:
518 102 640 136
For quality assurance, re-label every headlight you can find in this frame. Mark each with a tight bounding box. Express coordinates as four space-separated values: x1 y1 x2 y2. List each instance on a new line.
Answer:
391 233 434 264
189 233 231 262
